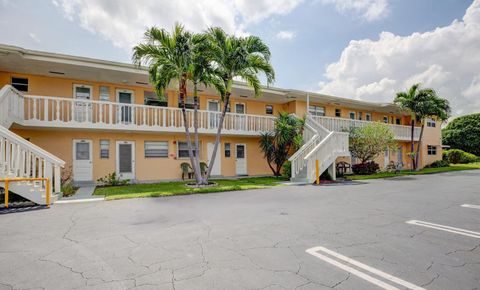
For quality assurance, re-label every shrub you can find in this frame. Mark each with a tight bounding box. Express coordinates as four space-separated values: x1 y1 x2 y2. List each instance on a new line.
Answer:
352 161 380 175
97 172 130 186
61 182 77 197
282 161 292 179
443 149 478 164
425 160 450 168
442 113 480 156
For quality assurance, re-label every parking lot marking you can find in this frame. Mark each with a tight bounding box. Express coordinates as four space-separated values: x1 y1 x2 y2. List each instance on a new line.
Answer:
461 204 480 210
406 220 480 239
306 246 426 290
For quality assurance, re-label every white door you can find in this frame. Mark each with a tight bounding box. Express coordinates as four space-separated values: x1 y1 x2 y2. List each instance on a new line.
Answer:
384 149 390 168
207 100 220 129
116 89 134 124
235 103 246 131
116 141 135 180
235 144 247 175
73 84 92 122
73 139 93 182
207 142 221 176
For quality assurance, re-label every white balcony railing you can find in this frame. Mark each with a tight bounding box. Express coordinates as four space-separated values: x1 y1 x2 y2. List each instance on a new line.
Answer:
15 95 276 135
311 115 421 141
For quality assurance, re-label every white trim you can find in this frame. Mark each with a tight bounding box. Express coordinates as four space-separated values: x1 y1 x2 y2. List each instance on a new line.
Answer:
235 102 246 114
116 140 135 180
73 84 93 99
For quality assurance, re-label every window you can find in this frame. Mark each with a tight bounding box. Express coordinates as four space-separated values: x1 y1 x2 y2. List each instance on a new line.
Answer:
145 91 168 107
366 113 372 121
383 116 388 123
396 118 401 125
74 84 92 100
358 112 363 120
427 118 436 127
225 143 231 157
349 112 356 120
100 140 109 159
177 141 200 158
145 141 168 158
265 105 273 115
11 77 28 92
309 105 325 116
178 96 195 109
99 86 110 101
427 145 437 155
335 109 341 118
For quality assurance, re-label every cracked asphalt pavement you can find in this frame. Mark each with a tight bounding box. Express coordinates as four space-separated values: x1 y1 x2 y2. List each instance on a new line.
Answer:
1 170 479 290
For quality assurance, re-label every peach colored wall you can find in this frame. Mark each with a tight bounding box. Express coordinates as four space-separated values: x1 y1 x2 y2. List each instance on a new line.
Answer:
11 129 273 182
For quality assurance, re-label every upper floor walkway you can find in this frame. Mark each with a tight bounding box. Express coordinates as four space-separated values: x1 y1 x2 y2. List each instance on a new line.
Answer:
1 85 420 140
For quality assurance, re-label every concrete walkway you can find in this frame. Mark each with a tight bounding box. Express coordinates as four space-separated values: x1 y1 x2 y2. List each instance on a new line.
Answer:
56 185 104 203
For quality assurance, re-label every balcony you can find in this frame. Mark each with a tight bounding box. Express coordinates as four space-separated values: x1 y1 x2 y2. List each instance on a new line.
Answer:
5 93 276 136
311 116 421 141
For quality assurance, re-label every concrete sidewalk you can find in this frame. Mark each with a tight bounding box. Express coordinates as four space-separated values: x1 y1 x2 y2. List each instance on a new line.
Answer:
56 185 104 203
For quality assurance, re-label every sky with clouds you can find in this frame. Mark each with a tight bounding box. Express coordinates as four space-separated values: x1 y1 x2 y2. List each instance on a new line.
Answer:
0 0 478 116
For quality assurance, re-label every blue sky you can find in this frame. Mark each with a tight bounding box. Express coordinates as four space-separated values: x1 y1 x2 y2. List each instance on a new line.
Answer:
0 0 478 115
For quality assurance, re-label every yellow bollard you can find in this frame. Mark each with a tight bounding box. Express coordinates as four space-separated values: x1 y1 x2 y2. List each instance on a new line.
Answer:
315 160 320 185
45 179 51 207
4 179 8 208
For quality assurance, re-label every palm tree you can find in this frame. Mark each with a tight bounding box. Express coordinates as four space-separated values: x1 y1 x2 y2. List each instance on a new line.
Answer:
132 24 209 184
394 84 450 170
203 27 275 181
259 113 304 176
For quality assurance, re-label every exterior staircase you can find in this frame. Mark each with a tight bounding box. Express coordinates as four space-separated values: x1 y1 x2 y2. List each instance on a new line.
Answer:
289 115 349 183
0 85 65 205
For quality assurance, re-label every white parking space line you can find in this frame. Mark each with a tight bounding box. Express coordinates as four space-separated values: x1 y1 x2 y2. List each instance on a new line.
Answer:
306 246 425 290
406 220 480 239
461 204 480 210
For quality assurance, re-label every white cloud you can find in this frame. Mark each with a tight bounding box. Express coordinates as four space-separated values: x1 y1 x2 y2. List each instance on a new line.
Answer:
53 0 303 51
276 30 296 40
319 0 389 21
318 0 480 115
28 32 40 43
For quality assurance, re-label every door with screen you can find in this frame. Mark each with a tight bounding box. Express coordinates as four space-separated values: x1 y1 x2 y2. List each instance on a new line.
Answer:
73 140 92 182
235 144 247 175
74 85 92 122
208 100 220 128
117 90 133 124
235 103 246 131
116 141 135 180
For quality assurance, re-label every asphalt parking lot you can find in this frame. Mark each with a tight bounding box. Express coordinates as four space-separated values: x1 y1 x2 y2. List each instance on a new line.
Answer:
0 170 479 290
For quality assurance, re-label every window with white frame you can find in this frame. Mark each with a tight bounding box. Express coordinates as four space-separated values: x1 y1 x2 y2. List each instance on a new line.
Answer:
177 141 200 158
145 141 168 158
335 108 341 117
366 113 372 121
349 112 356 120
265 105 273 115
11 77 28 92
178 96 195 109
309 105 325 116
427 145 437 155
99 86 110 101
427 118 436 127
145 91 168 107
100 140 109 159
225 143 231 157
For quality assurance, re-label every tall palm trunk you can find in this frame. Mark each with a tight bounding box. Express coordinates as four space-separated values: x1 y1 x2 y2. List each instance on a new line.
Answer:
192 85 204 184
179 79 201 183
410 119 416 170
204 91 231 181
414 122 425 170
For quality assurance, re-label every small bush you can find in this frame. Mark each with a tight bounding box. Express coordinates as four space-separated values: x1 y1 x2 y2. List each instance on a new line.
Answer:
425 160 450 168
443 149 478 164
97 172 130 186
282 161 292 179
61 182 78 197
352 161 380 175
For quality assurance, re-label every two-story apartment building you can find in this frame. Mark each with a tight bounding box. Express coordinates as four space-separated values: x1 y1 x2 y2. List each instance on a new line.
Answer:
0 44 442 201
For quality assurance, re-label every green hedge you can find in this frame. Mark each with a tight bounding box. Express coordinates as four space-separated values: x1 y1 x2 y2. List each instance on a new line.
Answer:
425 159 450 168
443 149 479 164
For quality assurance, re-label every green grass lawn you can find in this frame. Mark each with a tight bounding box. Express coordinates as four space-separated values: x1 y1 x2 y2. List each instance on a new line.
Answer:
347 163 480 180
94 176 287 200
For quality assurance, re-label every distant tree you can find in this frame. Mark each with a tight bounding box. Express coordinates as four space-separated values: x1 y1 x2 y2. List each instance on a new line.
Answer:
349 122 397 164
259 113 304 176
394 84 450 170
442 113 480 156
